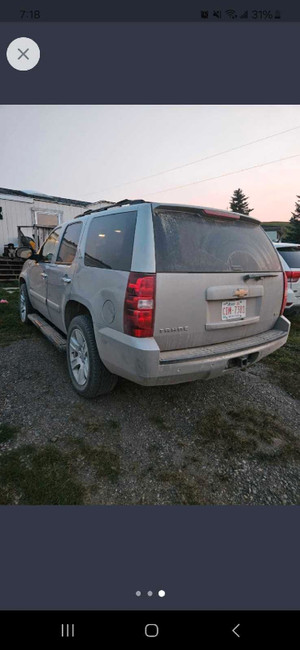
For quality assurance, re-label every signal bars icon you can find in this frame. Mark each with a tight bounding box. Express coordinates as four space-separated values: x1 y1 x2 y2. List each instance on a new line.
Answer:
61 624 75 638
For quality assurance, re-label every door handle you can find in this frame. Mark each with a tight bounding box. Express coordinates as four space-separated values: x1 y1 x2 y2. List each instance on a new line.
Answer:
62 277 72 283
41 272 48 278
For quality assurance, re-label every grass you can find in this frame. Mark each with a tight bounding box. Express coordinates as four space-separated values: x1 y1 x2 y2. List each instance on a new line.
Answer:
0 419 120 504
194 407 256 454
157 470 210 505
149 415 171 431
155 403 299 504
255 442 300 463
0 444 85 505
86 421 100 433
0 286 36 346
0 423 19 444
226 407 288 444
85 418 121 434
193 406 299 461
69 410 122 441
106 419 121 431
262 313 300 399
70 438 120 481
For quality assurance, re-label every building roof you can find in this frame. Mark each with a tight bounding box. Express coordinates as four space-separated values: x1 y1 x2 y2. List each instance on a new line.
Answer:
0 187 99 208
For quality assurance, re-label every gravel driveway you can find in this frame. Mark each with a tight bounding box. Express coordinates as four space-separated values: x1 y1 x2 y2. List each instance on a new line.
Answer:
0 334 300 505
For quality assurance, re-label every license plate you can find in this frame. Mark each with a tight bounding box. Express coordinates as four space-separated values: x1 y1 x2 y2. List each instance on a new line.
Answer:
222 300 246 321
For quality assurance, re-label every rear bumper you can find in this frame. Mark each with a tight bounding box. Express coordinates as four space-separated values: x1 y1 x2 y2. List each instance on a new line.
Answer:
96 316 290 386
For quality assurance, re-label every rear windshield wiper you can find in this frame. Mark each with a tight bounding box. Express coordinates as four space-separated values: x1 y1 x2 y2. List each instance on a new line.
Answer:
243 273 279 281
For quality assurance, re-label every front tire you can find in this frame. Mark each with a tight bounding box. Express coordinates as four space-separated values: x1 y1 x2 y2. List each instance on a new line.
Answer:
19 283 33 323
67 314 118 398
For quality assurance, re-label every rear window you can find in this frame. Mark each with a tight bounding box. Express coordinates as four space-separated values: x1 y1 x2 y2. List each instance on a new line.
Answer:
153 209 282 273
278 248 300 269
84 211 137 271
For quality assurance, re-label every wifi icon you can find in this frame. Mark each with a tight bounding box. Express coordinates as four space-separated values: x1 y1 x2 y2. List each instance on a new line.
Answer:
225 9 238 18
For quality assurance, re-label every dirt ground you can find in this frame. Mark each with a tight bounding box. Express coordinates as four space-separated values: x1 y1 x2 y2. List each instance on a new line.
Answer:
0 291 299 506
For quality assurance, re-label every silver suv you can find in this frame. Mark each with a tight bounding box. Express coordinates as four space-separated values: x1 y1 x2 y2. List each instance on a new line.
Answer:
18 200 290 398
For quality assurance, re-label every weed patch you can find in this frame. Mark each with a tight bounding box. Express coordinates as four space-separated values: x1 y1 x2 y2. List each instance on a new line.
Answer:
149 415 171 431
158 469 210 505
0 444 85 505
0 423 19 444
263 313 300 399
193 406 296 460
0 287 36 346
70 438 120 480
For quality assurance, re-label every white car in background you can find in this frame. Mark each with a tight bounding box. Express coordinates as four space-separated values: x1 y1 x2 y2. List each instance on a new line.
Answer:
274 243 300 316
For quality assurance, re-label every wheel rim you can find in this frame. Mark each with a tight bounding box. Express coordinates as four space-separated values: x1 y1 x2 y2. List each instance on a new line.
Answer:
20 290 27 322
69 328 90 386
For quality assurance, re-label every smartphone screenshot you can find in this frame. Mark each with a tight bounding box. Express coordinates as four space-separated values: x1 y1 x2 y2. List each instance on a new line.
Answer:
0 1 299 642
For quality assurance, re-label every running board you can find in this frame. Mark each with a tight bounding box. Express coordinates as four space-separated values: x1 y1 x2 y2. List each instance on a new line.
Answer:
28 313 67 351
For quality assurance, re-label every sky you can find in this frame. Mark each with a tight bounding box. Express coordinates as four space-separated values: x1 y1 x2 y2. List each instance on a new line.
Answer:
0 105 299 221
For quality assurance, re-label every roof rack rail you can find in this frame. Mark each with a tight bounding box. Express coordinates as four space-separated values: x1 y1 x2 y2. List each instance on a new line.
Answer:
76 198 147 218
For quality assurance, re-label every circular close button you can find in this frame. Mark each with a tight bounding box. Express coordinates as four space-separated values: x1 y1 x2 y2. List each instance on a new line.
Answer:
6 37 40 71
145 624 159 638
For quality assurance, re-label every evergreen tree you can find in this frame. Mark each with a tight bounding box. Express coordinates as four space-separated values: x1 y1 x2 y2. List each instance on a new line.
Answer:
291 195 300 219
283 195 300 243
229 188 253 215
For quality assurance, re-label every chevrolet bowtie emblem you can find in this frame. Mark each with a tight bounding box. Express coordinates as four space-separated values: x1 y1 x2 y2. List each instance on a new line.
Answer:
233 288 248 298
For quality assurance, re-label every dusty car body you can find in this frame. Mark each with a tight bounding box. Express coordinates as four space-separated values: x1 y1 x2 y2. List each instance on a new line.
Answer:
18 200 290 397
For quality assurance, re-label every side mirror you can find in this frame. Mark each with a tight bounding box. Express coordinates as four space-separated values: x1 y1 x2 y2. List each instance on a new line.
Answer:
16 247 41 262
16 247 34 260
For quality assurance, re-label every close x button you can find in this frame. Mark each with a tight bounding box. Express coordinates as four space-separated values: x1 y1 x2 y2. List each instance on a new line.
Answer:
6 37 40 71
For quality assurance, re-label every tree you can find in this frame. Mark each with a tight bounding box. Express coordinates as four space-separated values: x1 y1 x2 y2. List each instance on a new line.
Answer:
283 195 300 243
229 188 253 215
291 195 300 220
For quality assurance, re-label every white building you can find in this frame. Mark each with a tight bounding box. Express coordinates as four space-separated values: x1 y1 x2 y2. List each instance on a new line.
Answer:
0 187 112 253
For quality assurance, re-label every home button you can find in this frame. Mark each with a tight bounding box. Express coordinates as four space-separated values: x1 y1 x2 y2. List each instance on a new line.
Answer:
145 623 159 638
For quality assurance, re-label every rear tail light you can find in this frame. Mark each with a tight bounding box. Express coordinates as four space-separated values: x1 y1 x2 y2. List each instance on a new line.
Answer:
280 272 288 315
124 272 156 337
202 208 240 220
286 271 300 283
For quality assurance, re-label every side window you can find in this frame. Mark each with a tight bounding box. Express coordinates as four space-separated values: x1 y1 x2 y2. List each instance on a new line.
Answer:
84 211 137 271
56 222 83 265
40 227 62 262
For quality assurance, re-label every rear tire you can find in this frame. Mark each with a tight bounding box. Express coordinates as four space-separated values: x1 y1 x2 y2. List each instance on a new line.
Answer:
67 314 118 398
19 283 33 324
